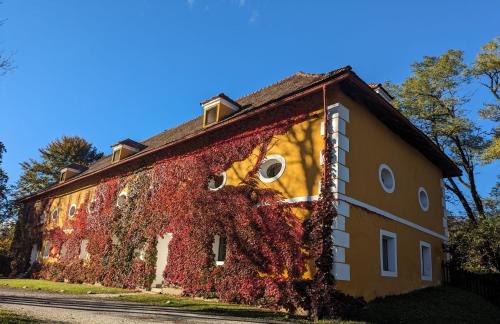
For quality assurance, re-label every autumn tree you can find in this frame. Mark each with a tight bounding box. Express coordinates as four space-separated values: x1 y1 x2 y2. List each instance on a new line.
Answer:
387 39 499 223
15 136 103 198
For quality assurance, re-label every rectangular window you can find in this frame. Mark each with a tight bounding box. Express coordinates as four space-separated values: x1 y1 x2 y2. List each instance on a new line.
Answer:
42 241 51 259
79 239 89 260
380 230 397 277
112 149 121 162
204 106 217 126
213 234 227 265
420 241 432 281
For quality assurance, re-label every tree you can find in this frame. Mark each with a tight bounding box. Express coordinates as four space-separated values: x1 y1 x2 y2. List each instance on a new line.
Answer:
467 37 500 164
0 141 9 221
15 136 103 198
387 40 499 223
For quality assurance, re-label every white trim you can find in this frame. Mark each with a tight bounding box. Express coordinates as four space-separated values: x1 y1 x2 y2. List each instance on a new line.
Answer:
68 203 77 218
332 133 350 152
332 229 350 248
60 167 81 174
333 215 346 231
202 97 239 112
333 246 346 263
418 187 430 212
378 164 395 193
380 229 398 277
208 172 227 191
112 144 139 153
339 194 448 241
332 262 350 281
281 194 447 240
419 241 432 281
327 103 350 122
258 154 286 183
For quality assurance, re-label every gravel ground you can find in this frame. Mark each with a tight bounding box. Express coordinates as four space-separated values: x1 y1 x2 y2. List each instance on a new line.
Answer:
0 287 278 323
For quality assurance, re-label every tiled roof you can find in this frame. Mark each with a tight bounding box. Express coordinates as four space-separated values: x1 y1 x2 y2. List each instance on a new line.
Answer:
76 67 352 179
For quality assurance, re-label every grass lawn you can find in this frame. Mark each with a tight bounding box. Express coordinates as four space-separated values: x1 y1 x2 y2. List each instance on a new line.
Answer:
0 278 133 295
1 279 498 323
0 309 46 323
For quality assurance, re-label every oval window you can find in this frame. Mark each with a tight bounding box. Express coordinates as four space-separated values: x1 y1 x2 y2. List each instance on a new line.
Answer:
259 155 286 183
51 209 59 222
116 193 128 208
208 172 226 191
378 164 395 193
68 204 77 218
418 187 429 211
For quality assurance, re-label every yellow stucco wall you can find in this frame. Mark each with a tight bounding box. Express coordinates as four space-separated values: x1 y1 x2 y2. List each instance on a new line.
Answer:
30 86 448 300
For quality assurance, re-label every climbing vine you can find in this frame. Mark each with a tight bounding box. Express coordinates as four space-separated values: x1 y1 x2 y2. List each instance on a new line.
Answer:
14 95 364 318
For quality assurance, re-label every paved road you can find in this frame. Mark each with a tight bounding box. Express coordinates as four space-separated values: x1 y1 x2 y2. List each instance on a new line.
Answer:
0 287 280 323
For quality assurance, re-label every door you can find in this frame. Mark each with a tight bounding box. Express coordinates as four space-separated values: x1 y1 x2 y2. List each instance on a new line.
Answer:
153 233 172 288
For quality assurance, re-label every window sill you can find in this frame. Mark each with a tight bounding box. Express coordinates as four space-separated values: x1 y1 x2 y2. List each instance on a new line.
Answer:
381 271 398 277
215 261 225 266
421 275 432 281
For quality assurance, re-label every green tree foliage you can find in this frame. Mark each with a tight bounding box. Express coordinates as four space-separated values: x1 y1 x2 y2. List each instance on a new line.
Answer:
467 37 500 164
387 39 499 223
15 136 103 198
448 216 500 273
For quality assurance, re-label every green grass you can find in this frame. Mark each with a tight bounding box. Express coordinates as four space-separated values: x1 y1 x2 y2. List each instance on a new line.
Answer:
0 309 46 323
0 279 133 295
1 279 498 323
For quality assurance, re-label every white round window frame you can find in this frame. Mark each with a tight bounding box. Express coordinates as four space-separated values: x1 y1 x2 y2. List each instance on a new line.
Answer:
258 154 286 184
378 164 395 193
68 203 77 218
418 187 430 212
51 208 59 222
208 172 227 191
116 192 128 208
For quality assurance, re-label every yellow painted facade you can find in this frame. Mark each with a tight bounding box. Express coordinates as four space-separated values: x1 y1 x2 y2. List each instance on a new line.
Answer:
30 85 448 301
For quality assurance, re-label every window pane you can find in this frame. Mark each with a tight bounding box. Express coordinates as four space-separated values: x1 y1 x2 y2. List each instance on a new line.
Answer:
382 237 389 271
217 237 227 262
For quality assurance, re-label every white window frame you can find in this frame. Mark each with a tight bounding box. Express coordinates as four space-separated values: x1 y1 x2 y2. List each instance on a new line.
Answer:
258 154 286 183
116 192 128 208
212 234 227 266
378 164 395 193
420 241 432 281
208 172 227 191
380 229 398 277
418 187 430 212
79 239 89 260
51 208 59 222
42 241 51 259
68 203 77 218
39 212 46 225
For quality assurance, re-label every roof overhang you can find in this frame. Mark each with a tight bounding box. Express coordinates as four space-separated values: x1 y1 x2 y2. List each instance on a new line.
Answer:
16 68 460 203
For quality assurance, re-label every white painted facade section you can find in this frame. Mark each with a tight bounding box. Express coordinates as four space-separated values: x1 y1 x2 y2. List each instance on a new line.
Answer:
327 103 351 281
153 233 173 287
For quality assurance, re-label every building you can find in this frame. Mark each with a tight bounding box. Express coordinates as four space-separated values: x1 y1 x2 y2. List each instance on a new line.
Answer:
13 66 460 304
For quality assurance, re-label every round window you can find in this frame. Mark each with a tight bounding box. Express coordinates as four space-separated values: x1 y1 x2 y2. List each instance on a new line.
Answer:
208 172 226 191
418 187 429 211
116 193 128 208
68 204 77 218
51 209 59 222
378 164 395 193
259 155 286 183
87 198 97 214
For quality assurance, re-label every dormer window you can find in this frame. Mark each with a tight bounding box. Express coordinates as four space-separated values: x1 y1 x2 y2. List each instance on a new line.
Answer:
59 164 88 183
204 106 218 126
110 139 147 163
60 171 67 182
201 93 241 128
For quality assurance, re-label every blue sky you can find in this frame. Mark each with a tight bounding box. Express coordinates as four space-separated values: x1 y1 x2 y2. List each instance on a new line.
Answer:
0 0 498 211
